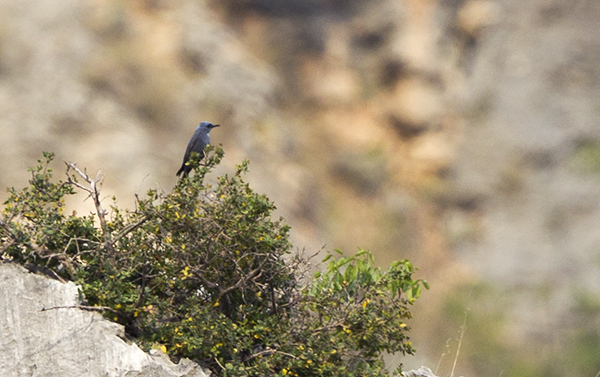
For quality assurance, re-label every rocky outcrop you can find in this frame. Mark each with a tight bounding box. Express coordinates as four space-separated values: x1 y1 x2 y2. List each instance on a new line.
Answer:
0 263 208 377
403 366 438 377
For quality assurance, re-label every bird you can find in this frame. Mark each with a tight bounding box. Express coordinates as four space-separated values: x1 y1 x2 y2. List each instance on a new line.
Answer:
176 121 220 177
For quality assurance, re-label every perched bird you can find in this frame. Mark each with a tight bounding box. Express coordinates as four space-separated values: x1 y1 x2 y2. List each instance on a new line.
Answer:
176 121 220 177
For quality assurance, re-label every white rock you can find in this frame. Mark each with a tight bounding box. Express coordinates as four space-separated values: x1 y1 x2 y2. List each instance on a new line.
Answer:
0 263 209 377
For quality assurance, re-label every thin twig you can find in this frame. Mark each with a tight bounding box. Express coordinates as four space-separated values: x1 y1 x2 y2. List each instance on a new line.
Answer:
246 349 298 361
65 161 109 243
41 304 117 313
218 257 268 297
24 263 66 283
450 312 467 377
109 217 147 247
0 219 18 242
214 357 225 371
434 338 451 375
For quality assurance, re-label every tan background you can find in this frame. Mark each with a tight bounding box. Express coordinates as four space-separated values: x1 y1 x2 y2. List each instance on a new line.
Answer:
1 0 600 375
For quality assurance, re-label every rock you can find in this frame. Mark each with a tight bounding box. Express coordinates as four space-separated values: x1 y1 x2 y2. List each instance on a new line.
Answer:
402 366 438 377
0 263 209 377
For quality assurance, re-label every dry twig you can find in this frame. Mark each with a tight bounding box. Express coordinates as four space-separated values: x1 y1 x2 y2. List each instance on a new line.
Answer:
450 312 468 377
41 304 117 313
65 162 109 241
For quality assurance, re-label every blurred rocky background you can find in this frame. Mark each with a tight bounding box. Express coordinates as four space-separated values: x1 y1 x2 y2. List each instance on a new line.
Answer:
1 0 599 376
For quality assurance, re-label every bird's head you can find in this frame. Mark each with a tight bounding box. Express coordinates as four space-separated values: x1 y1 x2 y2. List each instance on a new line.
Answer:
197 121 220 133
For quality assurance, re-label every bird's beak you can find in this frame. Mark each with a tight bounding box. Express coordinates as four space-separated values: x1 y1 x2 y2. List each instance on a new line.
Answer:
213 124 220 128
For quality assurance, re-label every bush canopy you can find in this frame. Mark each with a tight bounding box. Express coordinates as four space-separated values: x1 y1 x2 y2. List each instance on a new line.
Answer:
0 150 427 376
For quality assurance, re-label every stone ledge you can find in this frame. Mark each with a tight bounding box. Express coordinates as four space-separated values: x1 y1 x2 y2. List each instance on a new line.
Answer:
0 262 209 377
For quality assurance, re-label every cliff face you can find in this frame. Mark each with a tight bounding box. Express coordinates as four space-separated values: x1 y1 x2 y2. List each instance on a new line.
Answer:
440 2 600 374
0 263 208 377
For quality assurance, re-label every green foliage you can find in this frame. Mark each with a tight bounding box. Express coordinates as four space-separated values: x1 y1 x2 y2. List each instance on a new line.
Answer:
298 249 428 376
0 149 426 376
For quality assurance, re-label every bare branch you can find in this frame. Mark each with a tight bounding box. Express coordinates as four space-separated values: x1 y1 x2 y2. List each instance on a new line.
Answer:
213 357 225 371
41 304 118 313
218 257 268 298
65 161 111 247
109 217 147 247
246 349 298 361
0 219 16 241
196 273 220 291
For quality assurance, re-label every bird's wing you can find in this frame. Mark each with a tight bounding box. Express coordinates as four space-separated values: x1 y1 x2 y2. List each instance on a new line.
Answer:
183 131 209 162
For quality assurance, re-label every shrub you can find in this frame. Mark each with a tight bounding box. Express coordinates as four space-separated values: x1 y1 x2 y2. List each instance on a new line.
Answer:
0 150 427 376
